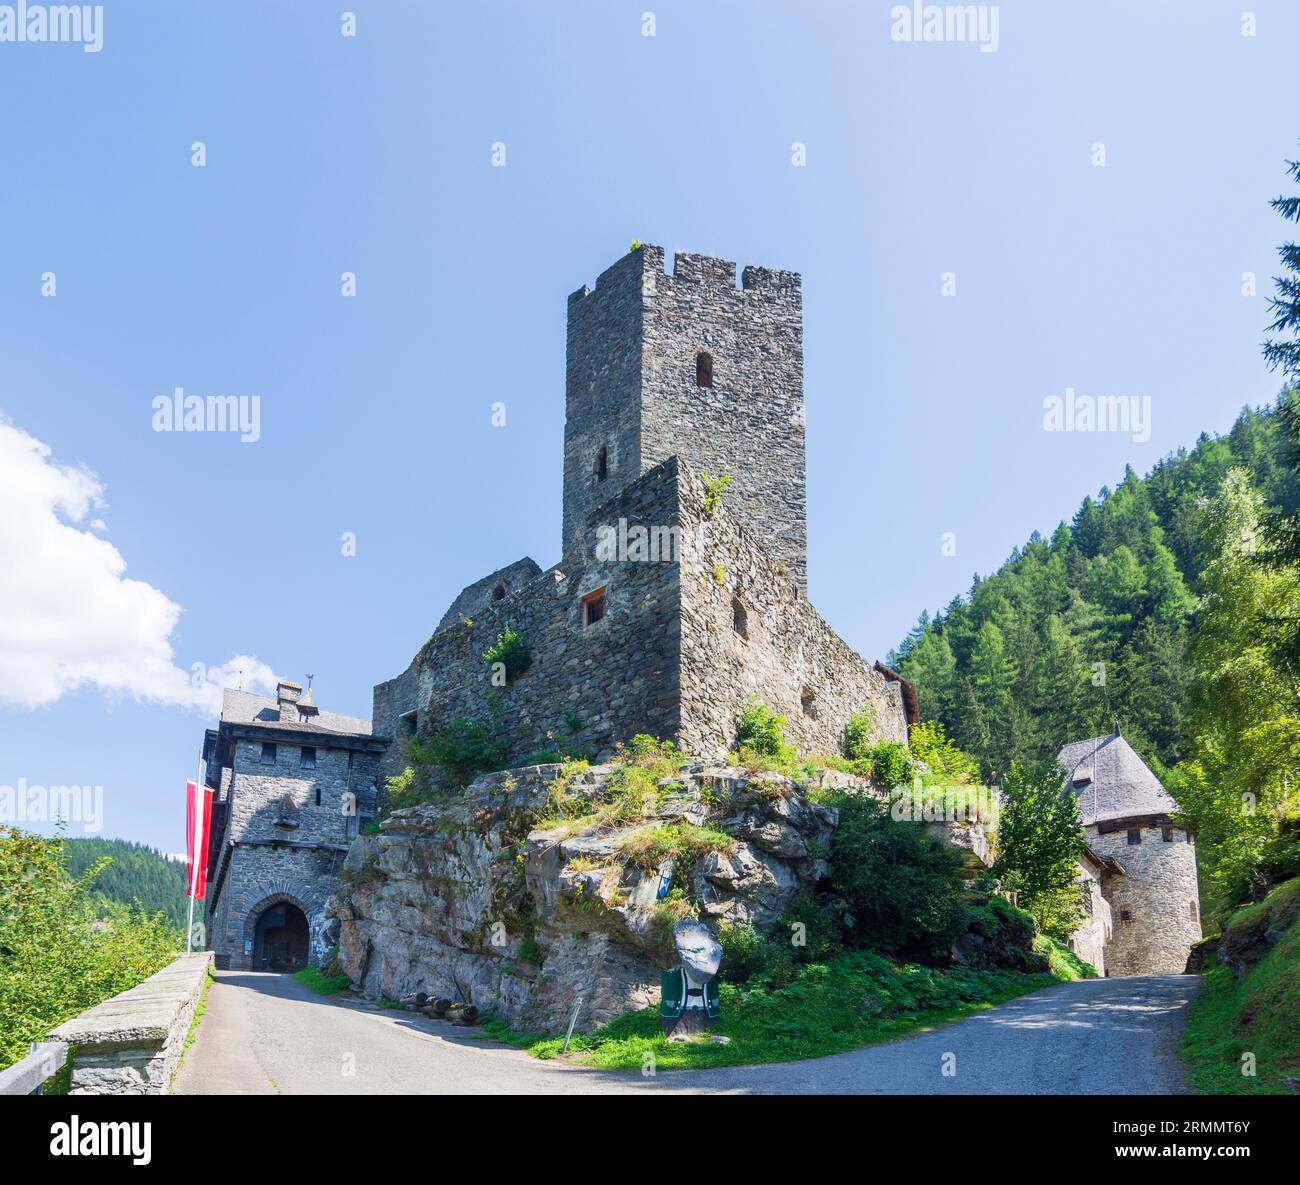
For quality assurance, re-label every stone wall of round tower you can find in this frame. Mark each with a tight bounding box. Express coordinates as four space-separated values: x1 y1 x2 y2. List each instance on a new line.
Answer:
1088 821 1201 975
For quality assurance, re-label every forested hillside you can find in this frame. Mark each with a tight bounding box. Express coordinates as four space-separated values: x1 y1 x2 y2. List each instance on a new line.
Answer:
62 837 189 929
891 400 1300 783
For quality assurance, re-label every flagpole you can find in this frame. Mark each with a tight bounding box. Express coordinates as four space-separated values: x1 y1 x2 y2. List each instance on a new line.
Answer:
186 756 204 953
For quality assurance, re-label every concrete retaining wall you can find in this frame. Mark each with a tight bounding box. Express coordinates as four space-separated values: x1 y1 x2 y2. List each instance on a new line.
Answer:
47 951 212 1094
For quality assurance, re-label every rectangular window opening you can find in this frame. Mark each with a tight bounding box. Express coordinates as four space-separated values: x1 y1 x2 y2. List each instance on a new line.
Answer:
301 747 317 770
260 742 276 765
582 586 607 627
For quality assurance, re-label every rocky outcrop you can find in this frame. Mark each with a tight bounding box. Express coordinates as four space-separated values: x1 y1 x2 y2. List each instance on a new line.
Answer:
334 762 841 1030
331 759 997 1033
953 895 1050 974
1200 878 1300 978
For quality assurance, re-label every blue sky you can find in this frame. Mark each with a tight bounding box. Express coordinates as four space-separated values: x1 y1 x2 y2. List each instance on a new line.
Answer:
0 0 1296 852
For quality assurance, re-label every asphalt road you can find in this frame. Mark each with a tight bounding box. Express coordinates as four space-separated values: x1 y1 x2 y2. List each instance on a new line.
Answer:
172 970 1196 1095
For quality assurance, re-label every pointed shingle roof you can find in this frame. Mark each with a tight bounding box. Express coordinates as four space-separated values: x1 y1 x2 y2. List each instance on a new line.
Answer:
1055 732 1177 826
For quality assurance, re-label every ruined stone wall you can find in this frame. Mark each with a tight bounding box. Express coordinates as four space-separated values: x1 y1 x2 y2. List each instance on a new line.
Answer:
674 461 907 758
1090 823 1201 976
435 557 542 634
377 457 903 779
373 660 420 784
402 463 685 772
563 245 807 591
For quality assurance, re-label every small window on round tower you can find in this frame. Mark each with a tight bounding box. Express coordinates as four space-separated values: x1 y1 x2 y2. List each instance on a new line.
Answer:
696 351 713 388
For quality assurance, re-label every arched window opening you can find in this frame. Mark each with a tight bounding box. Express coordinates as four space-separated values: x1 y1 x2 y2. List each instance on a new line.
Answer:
801 687 816 718
731 598 748 639
493 584 506 601
696 351 713 388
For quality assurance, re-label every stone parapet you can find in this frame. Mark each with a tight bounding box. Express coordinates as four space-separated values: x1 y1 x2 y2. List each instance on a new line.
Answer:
47 951 212 1094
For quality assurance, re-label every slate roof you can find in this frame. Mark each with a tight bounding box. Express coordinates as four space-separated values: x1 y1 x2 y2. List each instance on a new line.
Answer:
220 689 372 736
1055 732 1177 826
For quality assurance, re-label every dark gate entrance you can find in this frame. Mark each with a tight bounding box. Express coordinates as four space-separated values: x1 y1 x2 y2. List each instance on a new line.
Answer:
253 901 309 971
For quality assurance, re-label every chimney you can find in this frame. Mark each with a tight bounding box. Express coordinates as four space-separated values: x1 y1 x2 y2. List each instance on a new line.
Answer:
277 680 302 722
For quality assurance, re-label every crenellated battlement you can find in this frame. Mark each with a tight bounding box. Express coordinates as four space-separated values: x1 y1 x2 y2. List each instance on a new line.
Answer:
564 240 808 591
568 243 800 308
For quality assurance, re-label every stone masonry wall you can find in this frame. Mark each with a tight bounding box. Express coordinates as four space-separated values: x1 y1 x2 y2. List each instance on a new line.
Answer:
373 660 419 785
674 460 907 757
48 952 212 1094
1090 823 1201 975
564 245 807 591
386 462 685 776
563 249 647 554
206 737 380 969
1070 860 1112 976
375 457 905 784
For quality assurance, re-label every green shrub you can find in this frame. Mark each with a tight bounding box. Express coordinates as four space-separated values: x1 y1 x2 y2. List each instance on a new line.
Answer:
384 765 427 811
868 741 911 788
0 828 180 1071
414 720 507 787
844 707 876 760
717 894 843 989
907 720 981 785
829 795 966 958
482 626 531 682
294 964 352 996
736 698 793 762
701 473 732 518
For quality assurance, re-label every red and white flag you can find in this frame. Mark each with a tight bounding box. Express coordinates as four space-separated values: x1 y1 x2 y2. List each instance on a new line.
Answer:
186 778 213 901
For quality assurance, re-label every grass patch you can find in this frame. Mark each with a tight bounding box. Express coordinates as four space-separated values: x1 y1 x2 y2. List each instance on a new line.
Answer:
167 970 214 1090
294 963 352 996
1181 876 1300 1094
485 948 1060 1071
1034 934 1098 980
617 822 734 871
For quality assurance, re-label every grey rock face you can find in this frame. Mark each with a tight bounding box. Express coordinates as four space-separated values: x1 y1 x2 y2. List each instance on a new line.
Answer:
331 760 873 1032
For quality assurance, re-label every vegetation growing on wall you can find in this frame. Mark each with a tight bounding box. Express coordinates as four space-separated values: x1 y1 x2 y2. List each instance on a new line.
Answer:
410 720 507 790
482 626 532 683
700 472 732 518
735 697 794 764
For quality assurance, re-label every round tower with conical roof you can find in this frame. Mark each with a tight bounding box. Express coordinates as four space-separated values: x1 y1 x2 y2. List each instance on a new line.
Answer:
1057 729 1202 976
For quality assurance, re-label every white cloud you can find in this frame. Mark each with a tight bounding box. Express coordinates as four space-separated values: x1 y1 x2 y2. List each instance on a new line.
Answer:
0 418 277 713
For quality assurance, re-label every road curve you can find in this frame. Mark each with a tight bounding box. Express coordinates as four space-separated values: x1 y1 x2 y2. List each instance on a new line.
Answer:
172 970 1196 1095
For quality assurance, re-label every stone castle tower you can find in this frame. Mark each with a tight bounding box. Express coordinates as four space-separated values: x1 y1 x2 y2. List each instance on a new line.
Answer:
373 243 909 781
563 244 808 591
1058 731 1202 976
